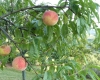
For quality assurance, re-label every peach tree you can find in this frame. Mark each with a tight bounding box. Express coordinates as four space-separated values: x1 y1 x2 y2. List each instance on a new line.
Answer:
0 0 100 80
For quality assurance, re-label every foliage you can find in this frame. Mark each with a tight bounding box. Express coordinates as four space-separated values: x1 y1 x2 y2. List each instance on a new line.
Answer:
0 0 100 80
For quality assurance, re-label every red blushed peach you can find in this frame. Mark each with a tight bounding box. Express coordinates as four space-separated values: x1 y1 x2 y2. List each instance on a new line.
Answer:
12 56 28 71
0 45 11 55
42 10 58 26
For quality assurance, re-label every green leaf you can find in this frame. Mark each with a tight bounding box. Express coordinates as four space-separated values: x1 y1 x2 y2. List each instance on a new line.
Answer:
61 24 68 38
32 39 39 55
88 69 96 80
64 66 72 70
43 71 48 80
69 1 79 14
76 17 80 27
47 27 53 43
90 69 100 80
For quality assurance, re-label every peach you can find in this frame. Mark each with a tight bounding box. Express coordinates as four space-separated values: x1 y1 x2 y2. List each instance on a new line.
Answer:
0 45 11 55
12 56 27 71
42 10 58 26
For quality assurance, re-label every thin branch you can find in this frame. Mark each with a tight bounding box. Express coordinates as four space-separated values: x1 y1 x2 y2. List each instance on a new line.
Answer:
0 27 21 52
24 57 43 78
18 27 28 31
21 50 42 78
0 0 67 18
26 61 38 75
68 6 76 15
0 18 15 26
0 18 28 31
62 9 68 17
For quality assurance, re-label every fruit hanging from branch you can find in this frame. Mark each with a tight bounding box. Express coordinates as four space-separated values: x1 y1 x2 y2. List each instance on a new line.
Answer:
0 45 11 56
12 56 28 71
42 10 59 26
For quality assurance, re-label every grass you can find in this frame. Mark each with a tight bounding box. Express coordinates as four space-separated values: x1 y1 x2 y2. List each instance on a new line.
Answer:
0 67 35 80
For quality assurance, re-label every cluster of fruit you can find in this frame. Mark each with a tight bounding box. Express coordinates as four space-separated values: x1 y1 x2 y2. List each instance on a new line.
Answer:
0 45 27 71
0 10 58 71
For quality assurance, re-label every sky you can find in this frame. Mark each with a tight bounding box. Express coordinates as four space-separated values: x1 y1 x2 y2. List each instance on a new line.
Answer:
36 0 59 5
95 0 100 4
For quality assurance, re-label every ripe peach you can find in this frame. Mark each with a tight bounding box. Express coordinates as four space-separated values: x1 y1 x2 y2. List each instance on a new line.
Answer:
12 56 27 71
42 10 58 26
0 45 11 55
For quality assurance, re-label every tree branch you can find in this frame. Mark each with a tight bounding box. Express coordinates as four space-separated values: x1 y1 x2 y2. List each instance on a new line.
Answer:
62 9 68 17
0 18 15 26
26 61 38 75
0 0 67 18
0 27 21 52
68 6 76 15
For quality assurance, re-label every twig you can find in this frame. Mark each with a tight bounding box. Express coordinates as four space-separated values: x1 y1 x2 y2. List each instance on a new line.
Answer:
68 6 76 15
27 61 38 75
0 18 15 26
62 9 68 17
0 0 67 18
0 27 21 52
24 58 43 79
18 27 28 31
0 17 28 31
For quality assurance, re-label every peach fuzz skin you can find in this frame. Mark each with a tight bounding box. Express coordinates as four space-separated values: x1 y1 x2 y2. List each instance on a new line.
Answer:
12 56 27 71
0 45 11 55
42 10 58 26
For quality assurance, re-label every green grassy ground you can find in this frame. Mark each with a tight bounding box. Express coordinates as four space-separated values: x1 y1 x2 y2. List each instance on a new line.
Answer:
0 67 34 80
